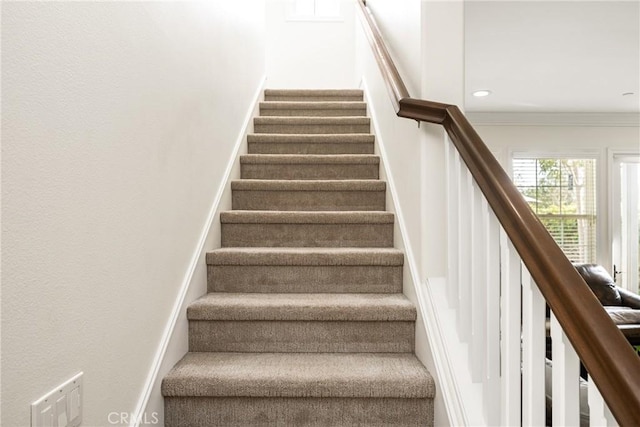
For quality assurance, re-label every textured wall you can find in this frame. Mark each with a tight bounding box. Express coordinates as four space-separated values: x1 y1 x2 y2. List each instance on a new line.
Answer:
1 1 265 425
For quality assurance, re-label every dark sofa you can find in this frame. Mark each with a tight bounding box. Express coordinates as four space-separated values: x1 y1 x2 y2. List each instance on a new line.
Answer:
573 263 640 346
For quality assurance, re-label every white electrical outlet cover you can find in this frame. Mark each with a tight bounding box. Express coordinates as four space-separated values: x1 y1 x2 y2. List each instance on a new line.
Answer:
31 372 83 427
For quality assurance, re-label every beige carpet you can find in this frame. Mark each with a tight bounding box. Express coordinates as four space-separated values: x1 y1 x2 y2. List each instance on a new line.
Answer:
162 89 435 426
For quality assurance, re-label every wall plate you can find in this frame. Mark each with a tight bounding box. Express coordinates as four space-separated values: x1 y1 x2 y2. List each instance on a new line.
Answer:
31 372 83 427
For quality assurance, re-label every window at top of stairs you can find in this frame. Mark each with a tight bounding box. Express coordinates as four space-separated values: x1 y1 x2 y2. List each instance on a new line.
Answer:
289 0 341 21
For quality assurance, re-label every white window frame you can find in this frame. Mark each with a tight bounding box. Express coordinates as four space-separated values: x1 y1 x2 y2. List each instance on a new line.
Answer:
286 0 343 22
608 148 640 291
510 149 604 265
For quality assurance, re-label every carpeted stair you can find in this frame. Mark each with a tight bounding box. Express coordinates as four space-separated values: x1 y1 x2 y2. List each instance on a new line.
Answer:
162 89 435 426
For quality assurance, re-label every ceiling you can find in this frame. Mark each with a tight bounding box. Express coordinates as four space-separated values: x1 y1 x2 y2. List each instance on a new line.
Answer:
464 1 640 113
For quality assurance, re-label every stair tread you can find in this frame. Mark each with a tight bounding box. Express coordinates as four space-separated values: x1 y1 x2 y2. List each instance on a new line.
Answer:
231 179 385 191
260 101 366 109
255 116 370 125
220 210 394 224
264 89 364 97
240 154 379 164
162 352 434 398
187 293 415 321
247 133 374 143
206 247 404 266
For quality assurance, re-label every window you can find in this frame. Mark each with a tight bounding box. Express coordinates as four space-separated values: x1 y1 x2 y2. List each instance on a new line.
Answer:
290 0 341 20
513 157 597 264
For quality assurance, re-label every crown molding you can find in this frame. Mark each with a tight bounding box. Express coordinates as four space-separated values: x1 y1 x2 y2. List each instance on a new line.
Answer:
465 112 640 127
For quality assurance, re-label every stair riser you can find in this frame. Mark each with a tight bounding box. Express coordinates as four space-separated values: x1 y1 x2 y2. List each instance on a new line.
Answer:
248 141 375 154
241 164 379 180
164 397 432 427
260 108 367 117
254 124 370 134
221 223 393 247
189 321 414 353
207 265 403 293
232 190 386 211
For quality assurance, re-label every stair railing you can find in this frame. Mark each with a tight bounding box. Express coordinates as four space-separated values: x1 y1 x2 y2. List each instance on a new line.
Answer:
356 0 640 425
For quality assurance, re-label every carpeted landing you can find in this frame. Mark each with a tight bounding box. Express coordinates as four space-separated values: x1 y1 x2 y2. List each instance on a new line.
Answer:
162 89 435 426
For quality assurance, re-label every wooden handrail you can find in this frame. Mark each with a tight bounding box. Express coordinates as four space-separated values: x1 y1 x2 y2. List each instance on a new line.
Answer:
356 0 408 112
356 1 640 425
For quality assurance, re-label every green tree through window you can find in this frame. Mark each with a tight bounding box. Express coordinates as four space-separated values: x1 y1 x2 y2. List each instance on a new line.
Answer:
513 158 597 263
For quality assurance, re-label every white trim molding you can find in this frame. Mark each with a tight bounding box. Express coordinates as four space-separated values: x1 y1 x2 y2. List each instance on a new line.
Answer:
607 148 640 282
467 112 640 127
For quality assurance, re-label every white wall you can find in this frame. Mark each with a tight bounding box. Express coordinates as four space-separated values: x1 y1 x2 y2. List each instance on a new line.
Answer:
1 1 266 426
266 0 356 88
360 0 463 279
357 0 424 276
363 0 422 95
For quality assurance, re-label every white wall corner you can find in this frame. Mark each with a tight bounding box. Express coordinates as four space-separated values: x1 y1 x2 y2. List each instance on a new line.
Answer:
131 75 267 427
361 78 470 427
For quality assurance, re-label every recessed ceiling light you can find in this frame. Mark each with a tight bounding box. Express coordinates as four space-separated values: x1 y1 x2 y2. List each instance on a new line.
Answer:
473 90 492 97
622 92 635 96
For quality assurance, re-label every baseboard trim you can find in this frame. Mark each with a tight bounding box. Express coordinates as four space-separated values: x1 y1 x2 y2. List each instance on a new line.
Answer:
419 279 473 425
427 277 485 425
361 77 468 427
131 75 267 427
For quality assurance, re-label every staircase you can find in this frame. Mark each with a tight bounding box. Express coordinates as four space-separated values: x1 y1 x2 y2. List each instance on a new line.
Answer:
161 89 435 426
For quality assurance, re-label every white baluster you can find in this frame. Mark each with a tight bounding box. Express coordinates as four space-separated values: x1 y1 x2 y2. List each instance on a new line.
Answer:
457 167 472 342
500 232 522 426
470 182 486 382
483 208 500 425
588 377 618 426
446 139 460 309
550 313 581 426
522 267 546 426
